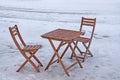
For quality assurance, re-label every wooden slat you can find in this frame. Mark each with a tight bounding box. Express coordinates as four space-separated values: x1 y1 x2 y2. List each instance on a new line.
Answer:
23 45 42 51
74 37 90 43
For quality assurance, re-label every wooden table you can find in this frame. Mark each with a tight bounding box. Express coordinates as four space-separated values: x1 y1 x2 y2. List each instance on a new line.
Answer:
41 29 83 76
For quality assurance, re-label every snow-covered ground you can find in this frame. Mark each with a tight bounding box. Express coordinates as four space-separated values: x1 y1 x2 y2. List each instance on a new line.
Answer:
0 0 120 80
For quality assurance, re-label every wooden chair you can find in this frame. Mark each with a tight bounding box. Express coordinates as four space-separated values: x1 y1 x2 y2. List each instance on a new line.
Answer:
71 17 96 62
9 25 43 72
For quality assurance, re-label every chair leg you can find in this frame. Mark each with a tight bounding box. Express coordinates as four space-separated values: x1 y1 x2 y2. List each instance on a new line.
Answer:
82 49 89 62
16 60 28 72
16 53 34 72
82 42 92 62
28 59 40 72
70 41 93 62
82 43 93 57
29 51 43 67
33 55 43 67
23 52 40 72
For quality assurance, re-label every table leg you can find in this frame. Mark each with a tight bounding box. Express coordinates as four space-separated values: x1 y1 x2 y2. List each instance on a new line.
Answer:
45 39 62 70
69 42 83 68
45 39 70 76
70 41 83 59
45 53 56 70
60 43 70 59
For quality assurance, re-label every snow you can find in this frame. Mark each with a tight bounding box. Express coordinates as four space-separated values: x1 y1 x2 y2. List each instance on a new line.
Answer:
0 0 120 80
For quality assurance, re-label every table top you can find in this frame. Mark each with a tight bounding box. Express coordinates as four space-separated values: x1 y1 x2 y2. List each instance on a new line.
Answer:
41 29 83 41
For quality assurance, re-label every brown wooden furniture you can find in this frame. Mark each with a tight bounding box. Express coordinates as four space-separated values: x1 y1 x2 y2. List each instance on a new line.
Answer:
71 17 96 62
9 25 43 72
41 29 83 76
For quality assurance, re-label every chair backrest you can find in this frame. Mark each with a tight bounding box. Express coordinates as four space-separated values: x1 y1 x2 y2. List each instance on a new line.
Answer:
80 17 96 40
9 25 26 52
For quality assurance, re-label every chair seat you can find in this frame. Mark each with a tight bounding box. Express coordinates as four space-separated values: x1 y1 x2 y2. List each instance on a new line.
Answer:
74 37 90 43
23 45 42 51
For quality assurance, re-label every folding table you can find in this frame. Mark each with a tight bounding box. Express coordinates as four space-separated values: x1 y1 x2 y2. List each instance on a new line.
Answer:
41 29 83 76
